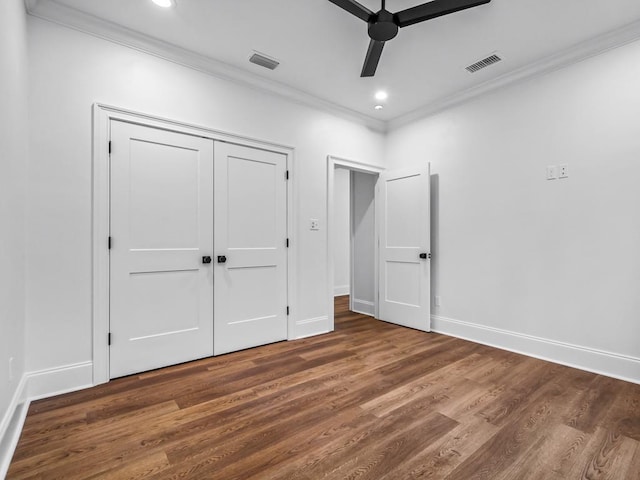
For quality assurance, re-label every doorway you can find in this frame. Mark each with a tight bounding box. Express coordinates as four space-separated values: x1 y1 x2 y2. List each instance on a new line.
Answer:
93 104 296 384
333 167 378 316
327 156 432 333
326 156 384 329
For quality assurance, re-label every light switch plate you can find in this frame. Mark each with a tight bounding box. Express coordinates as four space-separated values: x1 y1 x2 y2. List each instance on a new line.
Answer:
546 165 557 180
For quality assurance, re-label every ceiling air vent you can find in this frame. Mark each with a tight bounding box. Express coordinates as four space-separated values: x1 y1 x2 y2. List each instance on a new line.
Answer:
249 52 280 71
465 54 502 73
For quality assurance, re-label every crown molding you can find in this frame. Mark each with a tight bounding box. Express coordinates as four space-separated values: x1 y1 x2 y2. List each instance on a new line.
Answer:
25 0 387 133
25 1 640 134
388 18 640 131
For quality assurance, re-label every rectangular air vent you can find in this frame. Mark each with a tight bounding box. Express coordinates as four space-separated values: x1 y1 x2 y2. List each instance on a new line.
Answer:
249 52 280 71
465 54 502 73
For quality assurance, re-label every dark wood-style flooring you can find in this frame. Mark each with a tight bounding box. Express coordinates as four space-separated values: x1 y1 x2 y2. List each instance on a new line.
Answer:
8 296 640 479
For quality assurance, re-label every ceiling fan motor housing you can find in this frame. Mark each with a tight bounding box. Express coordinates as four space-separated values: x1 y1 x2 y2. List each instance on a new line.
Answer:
368 10 398 41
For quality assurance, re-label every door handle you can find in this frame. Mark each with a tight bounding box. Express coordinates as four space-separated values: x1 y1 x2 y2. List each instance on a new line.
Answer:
217 255 227 264
419 253 431 259
202 256 212 264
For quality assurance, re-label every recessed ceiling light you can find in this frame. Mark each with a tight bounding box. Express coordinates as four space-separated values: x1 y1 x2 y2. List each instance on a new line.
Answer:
375 91 388 101
374 105 383 110
151 0 174 8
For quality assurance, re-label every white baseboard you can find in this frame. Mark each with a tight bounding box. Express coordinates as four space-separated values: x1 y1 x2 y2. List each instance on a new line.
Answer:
0 374 29 479
27 361 94 401
432 315 640 385
0 361 95 477
352 298 375 317
334 285 350 296
295 316 330 339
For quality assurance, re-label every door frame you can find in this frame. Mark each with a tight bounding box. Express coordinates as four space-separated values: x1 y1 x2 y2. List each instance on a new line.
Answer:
92 103 297 385
326 155 384 330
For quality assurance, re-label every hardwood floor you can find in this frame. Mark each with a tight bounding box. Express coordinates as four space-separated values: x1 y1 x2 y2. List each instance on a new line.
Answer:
8 296 640 479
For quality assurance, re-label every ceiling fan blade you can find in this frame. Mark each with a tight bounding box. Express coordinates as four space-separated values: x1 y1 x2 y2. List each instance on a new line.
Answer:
361 40 385 77
395 0 491 28
327 0 375 22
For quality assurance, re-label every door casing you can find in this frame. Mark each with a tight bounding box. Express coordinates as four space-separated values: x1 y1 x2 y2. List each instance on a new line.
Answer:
92 103 297 385
326 155 384 331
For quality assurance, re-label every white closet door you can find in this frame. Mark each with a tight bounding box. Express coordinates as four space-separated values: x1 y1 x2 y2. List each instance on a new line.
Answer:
378 166 431 331
214 142 288 355
110 121 214 378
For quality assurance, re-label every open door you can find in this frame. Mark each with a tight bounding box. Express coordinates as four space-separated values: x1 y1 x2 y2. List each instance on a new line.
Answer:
378 165 431 331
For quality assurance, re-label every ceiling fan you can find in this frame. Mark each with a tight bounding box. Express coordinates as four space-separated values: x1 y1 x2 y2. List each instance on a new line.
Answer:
328 0 492 77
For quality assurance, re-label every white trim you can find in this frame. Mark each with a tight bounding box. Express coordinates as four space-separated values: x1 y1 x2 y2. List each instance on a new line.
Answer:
352 299 375 317
334 285 350 296
432 315 640 385
328 157 385 176
27 1 640 133
389 19 640 130
0 360 93 478
92 104 111 386
93 103 297 384
25 0 385 133
0 375 29 479
286 151 298 341
295 316 330 339
327 156 384 331
26 361 94 401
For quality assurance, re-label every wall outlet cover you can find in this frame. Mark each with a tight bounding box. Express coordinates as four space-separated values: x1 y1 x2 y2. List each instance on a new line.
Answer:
558 164 568 178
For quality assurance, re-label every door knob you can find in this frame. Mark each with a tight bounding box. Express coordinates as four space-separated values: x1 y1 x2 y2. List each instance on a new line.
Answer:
202 256 212 264
217 255 227 264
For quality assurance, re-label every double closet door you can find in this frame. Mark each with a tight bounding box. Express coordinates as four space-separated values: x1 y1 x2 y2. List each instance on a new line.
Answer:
109 121 288 378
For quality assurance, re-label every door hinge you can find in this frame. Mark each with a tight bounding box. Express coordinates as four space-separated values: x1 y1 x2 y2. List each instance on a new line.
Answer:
108 236 112 249
108 332 112 345
285 170 289 180
286 306 290 316
286 238 290 248
108 141 112 155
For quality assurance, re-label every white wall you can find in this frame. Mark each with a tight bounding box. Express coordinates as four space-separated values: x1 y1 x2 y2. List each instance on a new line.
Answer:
0 0 29 470
386 39 640 382
26 17 385 377
333 167 351 296
351 171 377 316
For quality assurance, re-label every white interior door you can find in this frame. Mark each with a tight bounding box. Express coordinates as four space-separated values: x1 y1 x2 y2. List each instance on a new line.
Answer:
109 121 214 378
378 166 431 331
214 142 288 355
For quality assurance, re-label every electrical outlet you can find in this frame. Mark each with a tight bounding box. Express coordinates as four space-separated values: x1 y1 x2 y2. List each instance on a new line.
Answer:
310 219 320 231
434 296 441 307
546 165 557 180
558 164 568 178
9 357 14 382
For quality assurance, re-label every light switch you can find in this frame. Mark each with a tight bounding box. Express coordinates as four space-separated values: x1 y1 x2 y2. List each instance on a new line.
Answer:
546 165 557 180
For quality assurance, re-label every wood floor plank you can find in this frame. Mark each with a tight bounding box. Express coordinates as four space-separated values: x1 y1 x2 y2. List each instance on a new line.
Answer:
564 427 639 480
377 415 500 480
565 375 621 434
8 295 640 479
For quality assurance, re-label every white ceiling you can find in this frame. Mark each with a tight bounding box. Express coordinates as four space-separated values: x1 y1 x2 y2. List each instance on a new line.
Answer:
27 0 640 125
